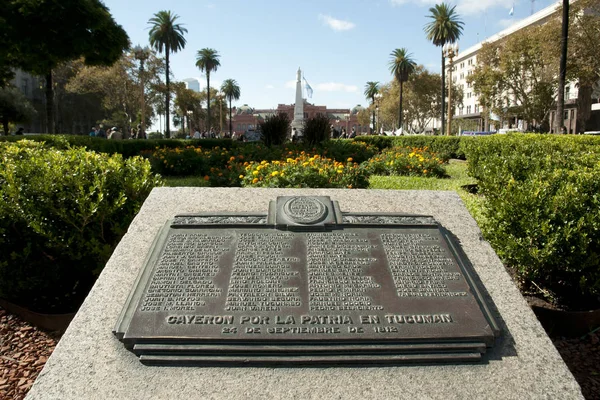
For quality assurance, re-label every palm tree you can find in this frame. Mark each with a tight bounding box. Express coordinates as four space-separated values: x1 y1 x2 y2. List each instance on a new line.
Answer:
364 82 380 134
148 10 187 138
196 48 221 133
220 79 241 136
389 49 416 131
424 3 464 135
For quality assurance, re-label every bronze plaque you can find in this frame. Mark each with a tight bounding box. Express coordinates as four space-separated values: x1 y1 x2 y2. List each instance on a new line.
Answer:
114 196 499 365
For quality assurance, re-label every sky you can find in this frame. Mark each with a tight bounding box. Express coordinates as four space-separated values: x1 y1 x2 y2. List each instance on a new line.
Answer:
102 0 559 112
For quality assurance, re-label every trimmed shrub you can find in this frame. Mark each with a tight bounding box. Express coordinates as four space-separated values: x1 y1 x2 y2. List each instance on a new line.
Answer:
0 140 162 312
462 134 600 308
0 135 234 158
318 140 379 164
240 153 369 189
260 113 290 147
363 146 447 178
356 135 466 160
303 114 330 146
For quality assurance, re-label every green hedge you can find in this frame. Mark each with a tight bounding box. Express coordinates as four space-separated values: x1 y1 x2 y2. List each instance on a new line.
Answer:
0 135 234 158
462 134 600 308
0 140 162 312
355 135 468 160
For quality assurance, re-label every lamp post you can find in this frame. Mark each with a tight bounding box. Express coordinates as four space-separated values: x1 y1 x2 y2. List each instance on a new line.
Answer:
345 113 350 136
374 93 382 135
443 43 459 136
133 45 151 138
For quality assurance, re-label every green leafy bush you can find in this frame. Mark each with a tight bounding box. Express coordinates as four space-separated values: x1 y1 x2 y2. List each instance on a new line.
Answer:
240 152 368 189
260 113 290 146
363 146 447 178
356 135 466 160
0 140 162 312
462 134 600 308
303 114 330 146
318 140 379 164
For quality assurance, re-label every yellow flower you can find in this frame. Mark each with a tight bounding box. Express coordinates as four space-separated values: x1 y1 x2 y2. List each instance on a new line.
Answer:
302 162 309 167
260 160 267 165
347 157 353 162
239 175 244 179
423 170 428 174
252 170 259 176
309 157 315 162
252 178 259 184
280 172 284 177
337 170 343 174
271 171 279 177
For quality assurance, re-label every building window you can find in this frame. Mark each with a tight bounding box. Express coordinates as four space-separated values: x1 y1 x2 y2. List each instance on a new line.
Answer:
565 86 570 100
467 105 472 114
468 59 473 66
459 73 464 79
563 111 568 120
453 77 457 83
467 82 472 88
570 109 575 119
475 105 480 113
237 124 241 131
467 92 471 99
467 70 472 76
460 62 464 68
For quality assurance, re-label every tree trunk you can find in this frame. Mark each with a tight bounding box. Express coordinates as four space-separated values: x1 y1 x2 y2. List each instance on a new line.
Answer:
165 48 171 138
441 49 446 136
206 72 211 133
371 96 375 135
399 81 404 131
45 72 55 134
576 84 592 133
2 117 9 135
229 98 233 136
555 0 569 134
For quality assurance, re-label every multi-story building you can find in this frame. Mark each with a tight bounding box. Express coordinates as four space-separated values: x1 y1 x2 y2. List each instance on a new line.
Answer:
182 78 201 93
230 101 368 135
449 0 599 133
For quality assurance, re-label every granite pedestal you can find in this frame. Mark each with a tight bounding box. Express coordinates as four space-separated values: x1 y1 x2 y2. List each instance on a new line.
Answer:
26 188 583 400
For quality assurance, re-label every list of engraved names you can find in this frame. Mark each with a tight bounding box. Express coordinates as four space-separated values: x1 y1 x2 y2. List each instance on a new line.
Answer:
225 232 301 312
141 233 230 311
381 233 467 297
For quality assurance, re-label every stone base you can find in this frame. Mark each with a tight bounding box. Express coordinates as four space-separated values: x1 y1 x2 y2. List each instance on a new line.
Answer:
26 189 583 400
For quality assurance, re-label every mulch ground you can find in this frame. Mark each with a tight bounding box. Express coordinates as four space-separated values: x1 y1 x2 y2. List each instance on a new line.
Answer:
0 308 58 400
0 306 599 399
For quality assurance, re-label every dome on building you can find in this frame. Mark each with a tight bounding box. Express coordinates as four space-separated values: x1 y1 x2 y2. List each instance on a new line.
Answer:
236 104 254 115
351 104 365 115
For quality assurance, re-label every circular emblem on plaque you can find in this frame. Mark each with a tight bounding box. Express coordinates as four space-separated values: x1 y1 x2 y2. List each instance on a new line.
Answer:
283 197 328 224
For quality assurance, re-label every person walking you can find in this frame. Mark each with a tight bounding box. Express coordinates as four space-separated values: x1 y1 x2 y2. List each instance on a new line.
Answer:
108 127 122 140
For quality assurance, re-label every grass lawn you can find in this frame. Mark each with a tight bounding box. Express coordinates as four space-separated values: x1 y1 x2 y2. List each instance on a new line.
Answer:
369 160 486 226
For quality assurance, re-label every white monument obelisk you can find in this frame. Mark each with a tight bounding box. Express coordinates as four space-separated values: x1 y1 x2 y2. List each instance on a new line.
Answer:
291 67 304 135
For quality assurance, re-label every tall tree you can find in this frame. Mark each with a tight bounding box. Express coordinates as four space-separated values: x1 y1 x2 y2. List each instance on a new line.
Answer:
389 49 416 131
364 81 379 134
555 0 569 133
195 48 221 133
424 3 464 135
0 86 36 135
468 25 559 129
4 0 129 133
220 79 241 136
148 10 187 138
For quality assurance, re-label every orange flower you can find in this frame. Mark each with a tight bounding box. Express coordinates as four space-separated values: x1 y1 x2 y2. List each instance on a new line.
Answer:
203 175 210 181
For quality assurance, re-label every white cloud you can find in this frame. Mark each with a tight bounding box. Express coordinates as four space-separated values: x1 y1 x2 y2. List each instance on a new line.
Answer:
315 82 358 93
265 84 275 89
284 80 296 89
206 3 216 9
318 14 356 31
